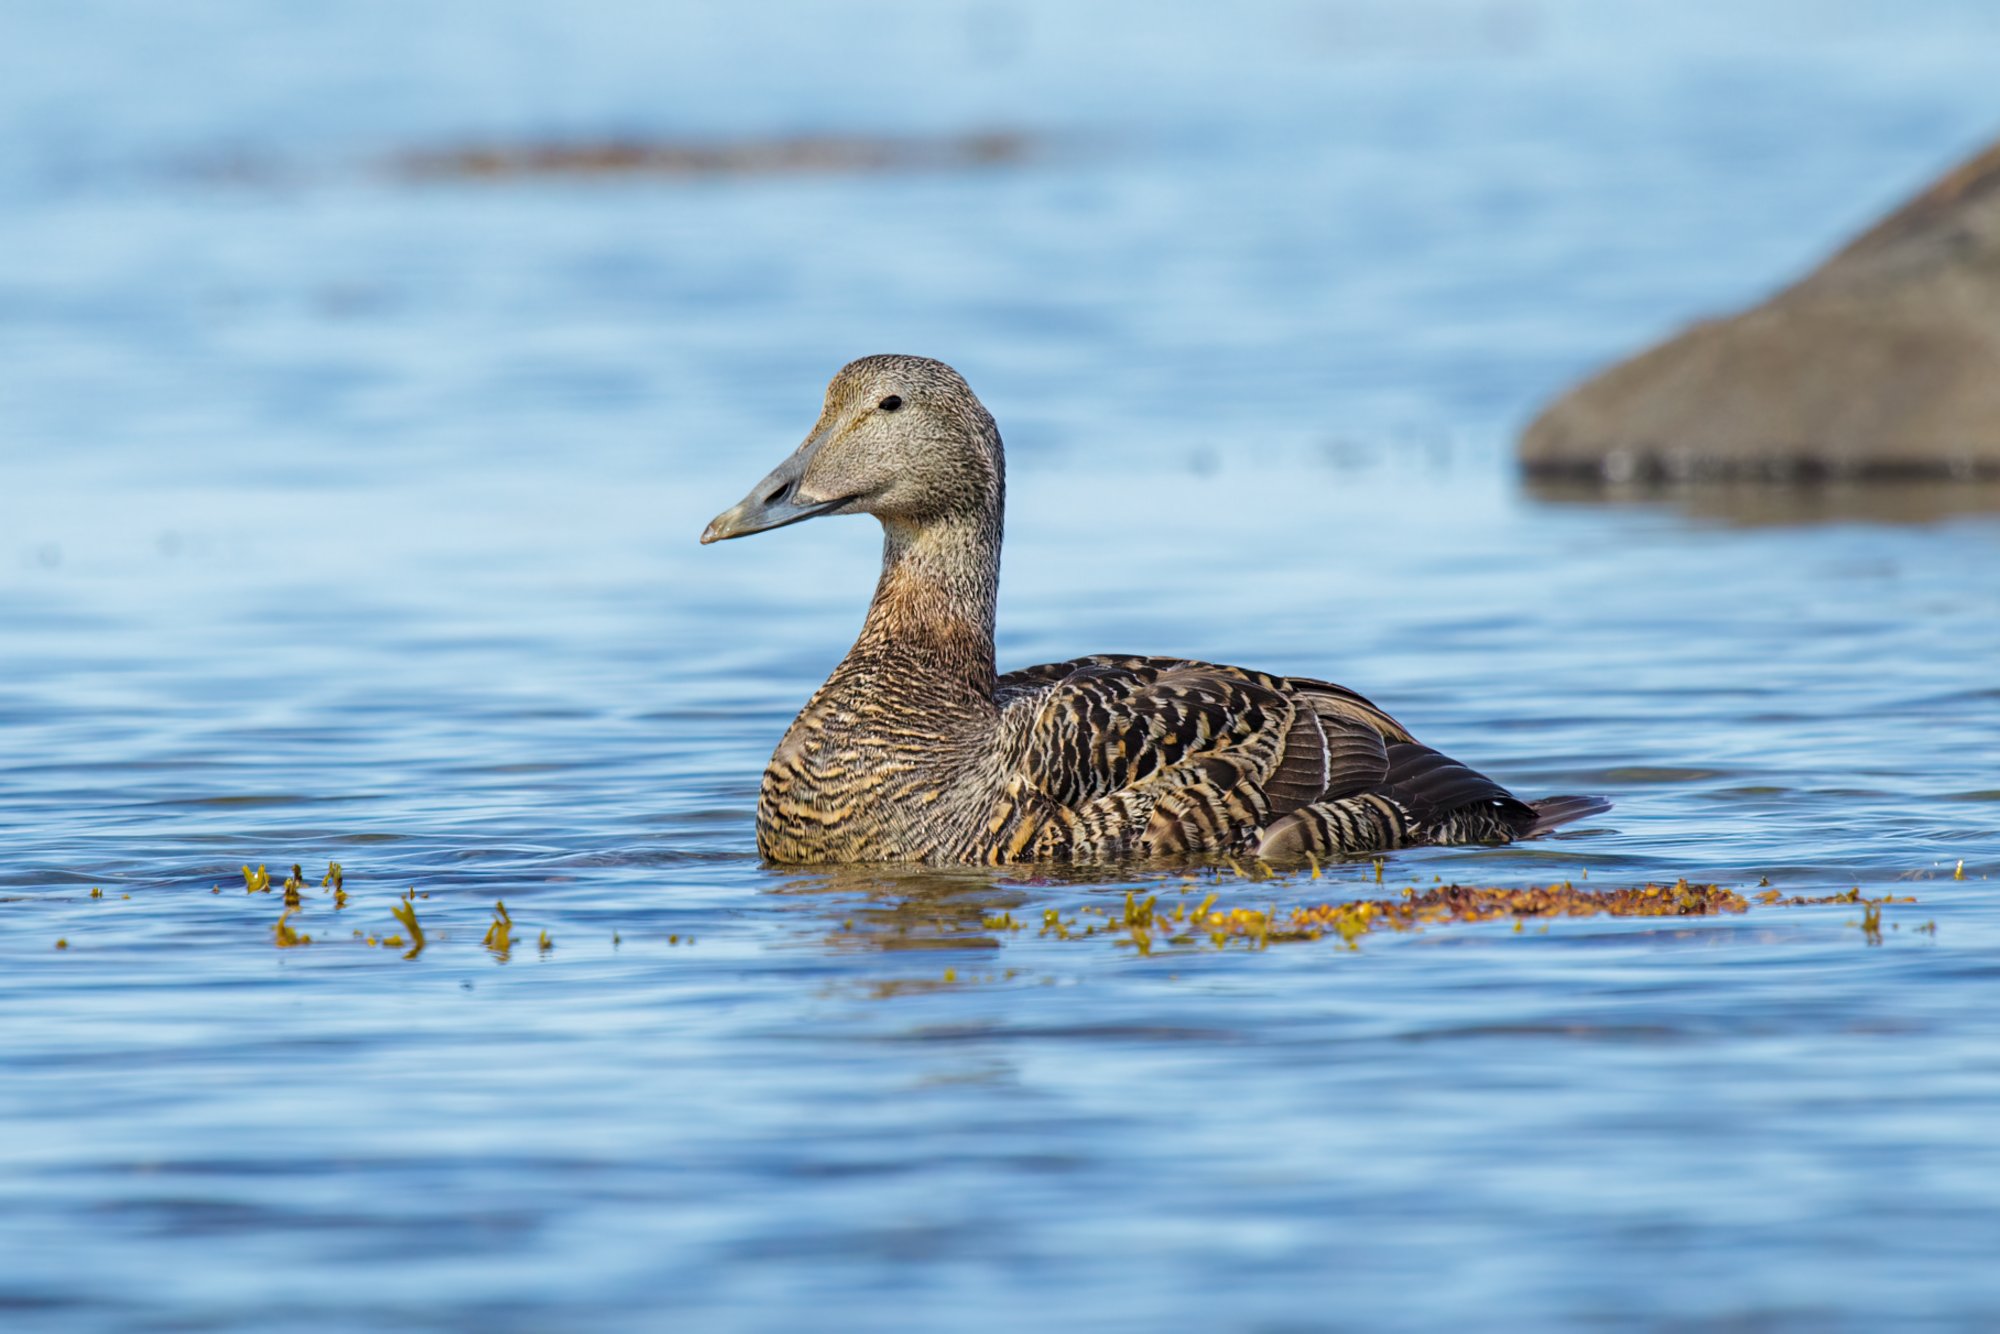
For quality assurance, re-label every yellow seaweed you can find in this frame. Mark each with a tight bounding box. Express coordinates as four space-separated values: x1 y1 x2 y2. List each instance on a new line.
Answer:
389 896 426 958
273 907 311 948
483 902 513 959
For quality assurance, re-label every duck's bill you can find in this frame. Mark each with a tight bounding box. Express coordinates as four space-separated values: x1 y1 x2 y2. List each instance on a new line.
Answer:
701 490 851 543
701 453 856 544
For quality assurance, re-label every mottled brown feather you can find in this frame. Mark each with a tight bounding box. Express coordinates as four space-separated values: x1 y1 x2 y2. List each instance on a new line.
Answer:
708 356 1608 865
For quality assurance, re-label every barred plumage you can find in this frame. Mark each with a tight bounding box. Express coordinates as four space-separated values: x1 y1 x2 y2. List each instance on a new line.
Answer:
702 355 1609 865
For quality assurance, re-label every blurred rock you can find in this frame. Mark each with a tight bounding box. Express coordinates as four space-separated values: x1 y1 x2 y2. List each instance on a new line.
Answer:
1521 136 2000 481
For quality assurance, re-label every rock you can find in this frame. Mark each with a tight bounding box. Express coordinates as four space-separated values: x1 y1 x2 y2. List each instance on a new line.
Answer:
1521 136 2000 481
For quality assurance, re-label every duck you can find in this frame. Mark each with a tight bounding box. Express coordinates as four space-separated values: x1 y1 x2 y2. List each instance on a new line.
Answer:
701 354 1608 865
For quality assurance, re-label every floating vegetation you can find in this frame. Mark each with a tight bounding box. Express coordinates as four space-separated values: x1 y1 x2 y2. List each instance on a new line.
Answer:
384 130 1031 184
483 902 515 960
863 967 1019 999
1748 888 1925 947
273 907 311 948
1755 886 1917 907
34 857 1946 966
389 894 426 959
1282 879 1750 947
1858 900 1885 946
1015 880 1825 957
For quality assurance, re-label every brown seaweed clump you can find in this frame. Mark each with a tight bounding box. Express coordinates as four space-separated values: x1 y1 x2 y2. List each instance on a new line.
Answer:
1003 879 1760 957
1183 879 1748 952
971 877 1932 959
387 131 1030 182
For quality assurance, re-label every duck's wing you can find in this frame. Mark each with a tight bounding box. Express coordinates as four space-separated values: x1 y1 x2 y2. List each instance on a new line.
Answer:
993 655 1406 856
995 656 1605 859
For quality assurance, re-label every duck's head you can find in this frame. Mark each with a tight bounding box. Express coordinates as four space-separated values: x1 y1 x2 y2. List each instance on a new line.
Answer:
701 355 1003 544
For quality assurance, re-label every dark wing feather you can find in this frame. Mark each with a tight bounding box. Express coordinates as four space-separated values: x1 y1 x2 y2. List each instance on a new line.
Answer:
1263 703 1333 810
1379 742 1531 825
1312 713 1393 801
1281 676 1416 745
995 655 1423 856
1006 657 1302 808
994 655 1600 859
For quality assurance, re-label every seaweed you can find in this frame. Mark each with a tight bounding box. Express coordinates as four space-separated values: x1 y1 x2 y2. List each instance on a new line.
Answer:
273 907 311 948
389 894 425 959
322 863 348 909
1059 879 1762 955
33 853 1951 964
483 902 514 960
384 131 1031 183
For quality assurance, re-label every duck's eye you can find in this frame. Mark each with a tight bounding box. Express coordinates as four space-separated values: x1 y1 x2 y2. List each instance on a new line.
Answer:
878 395 903 412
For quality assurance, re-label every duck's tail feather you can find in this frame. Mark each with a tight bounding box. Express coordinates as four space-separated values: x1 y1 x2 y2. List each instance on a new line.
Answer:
1523 795 1612 838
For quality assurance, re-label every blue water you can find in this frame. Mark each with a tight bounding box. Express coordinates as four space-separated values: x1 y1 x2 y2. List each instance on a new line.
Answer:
5 2 2000 1328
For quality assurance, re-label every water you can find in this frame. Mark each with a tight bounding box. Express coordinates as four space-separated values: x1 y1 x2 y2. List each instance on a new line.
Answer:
5 2 2000 1328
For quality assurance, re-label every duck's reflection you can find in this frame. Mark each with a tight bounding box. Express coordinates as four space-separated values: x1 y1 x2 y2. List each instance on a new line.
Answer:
764 861 1160 955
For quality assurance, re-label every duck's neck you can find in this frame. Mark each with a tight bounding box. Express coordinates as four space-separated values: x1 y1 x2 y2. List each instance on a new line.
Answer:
847 507 1001 703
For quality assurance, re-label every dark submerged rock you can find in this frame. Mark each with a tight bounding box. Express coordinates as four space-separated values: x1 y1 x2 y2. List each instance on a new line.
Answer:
1522 136 2000 482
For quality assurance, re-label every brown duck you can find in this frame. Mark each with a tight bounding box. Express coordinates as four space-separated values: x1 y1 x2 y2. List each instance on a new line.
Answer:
702 355 1608 865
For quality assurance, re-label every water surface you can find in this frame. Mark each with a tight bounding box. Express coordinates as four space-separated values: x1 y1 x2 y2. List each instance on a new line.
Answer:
5 2 2000 1329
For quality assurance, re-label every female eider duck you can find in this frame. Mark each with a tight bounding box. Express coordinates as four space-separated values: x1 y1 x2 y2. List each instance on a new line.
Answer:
702 355 1608 866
